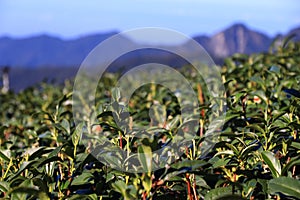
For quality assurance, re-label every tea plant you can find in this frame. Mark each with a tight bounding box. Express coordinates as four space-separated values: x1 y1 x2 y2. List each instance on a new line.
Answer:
0 40 300 199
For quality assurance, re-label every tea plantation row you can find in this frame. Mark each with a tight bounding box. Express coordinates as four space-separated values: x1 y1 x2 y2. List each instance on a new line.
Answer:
0 40 300 199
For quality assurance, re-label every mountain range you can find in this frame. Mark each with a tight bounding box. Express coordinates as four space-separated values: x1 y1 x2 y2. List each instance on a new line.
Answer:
0 23 299 91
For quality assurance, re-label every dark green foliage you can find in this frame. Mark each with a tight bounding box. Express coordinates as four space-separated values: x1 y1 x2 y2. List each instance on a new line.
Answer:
0 41 300 199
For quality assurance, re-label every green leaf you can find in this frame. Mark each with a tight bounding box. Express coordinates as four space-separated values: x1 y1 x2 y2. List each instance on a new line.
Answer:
102 151 122 168
290 141 300 150
9 160 37 181
243 179 257 198
167 115 181 130
214 150 234 157
210 157 230 168
68 194 98 200
97 111 114 118
146 127 167 134
7 186 49 200
111 180 134 200
195 175 211 189
240 142 260 160
71 172 94 186
60 180 71 190
138 145 152 173
22 146 46 160
48 146 63 157
269 177 300 198
32 178 48 193
250 76 264 88
72 122 84 146
111 87 121 101
37 156 61 168
38 111 55 123
0 150 11 162
204 186 243 200
58 92 72 107
0 181 10 192
225 143 240 156
281 155 300 175
142 174 152 193
60 118 71 134
224 112 241 122
251 90 268 104
261 151 281 178
257 178 268 195
247 124 265 135
171 160 207 170
163 169 188 181
231 91 246 104
269 65 280 74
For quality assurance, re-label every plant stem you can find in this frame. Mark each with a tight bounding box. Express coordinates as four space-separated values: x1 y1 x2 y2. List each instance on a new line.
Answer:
2 158 13 180
185 173 193 200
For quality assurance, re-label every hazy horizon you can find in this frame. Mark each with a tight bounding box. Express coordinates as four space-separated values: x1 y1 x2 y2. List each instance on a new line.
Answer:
0 22 299 41
0 0 299 39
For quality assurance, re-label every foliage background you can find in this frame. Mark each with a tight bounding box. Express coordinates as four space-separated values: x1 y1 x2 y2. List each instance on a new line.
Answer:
0 40 300 199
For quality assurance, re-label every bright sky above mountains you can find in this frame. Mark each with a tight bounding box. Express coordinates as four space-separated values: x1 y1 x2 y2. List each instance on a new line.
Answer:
0 0 299 38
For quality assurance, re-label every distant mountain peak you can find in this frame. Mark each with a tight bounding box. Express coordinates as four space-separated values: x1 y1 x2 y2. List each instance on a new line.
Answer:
222 23 253 37
25 34 63 42
228 23 248 30
200 23 273 59
0 23 299 68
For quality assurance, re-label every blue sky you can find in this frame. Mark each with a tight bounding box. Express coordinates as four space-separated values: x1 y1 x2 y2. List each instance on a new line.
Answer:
0 0 299 38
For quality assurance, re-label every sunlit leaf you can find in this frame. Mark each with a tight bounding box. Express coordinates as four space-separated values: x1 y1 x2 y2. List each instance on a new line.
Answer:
261 151 281 178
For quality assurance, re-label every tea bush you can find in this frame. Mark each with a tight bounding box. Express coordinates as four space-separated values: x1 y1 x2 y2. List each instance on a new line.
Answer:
0 40 300 199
